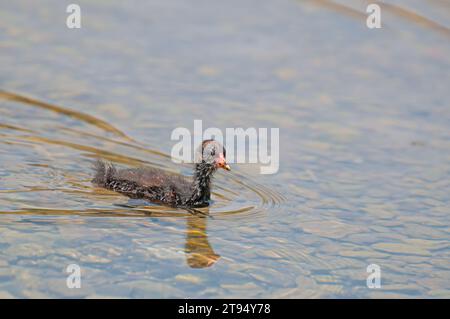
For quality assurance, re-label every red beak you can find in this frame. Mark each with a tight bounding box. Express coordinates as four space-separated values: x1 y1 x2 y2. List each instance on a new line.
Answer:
215 153 230 171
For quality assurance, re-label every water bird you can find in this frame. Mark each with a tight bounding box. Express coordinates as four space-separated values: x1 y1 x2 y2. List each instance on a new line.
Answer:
92 140 230 208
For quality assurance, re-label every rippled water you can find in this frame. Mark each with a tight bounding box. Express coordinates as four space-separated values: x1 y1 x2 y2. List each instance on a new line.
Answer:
0 0 449 298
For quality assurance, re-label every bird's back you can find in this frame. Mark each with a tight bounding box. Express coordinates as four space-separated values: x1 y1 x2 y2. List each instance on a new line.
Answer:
92 161 193 206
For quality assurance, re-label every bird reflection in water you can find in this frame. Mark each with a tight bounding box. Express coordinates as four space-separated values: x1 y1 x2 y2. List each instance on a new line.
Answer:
114 201 220 268
184 212 220 268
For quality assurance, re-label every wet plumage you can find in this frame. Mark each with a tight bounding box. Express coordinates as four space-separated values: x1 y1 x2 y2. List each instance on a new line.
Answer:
92 140 230 208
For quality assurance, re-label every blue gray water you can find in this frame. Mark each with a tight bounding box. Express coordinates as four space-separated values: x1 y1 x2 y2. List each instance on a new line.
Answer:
0 0 449 298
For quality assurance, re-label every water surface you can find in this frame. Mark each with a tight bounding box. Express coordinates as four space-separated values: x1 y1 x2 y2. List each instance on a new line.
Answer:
0 0 449 298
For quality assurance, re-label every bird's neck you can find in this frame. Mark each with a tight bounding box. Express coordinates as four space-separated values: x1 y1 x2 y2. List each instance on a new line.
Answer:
188 163 215 206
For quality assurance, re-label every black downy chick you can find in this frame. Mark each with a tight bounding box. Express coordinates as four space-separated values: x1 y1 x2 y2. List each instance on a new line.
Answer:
92 140 230 208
